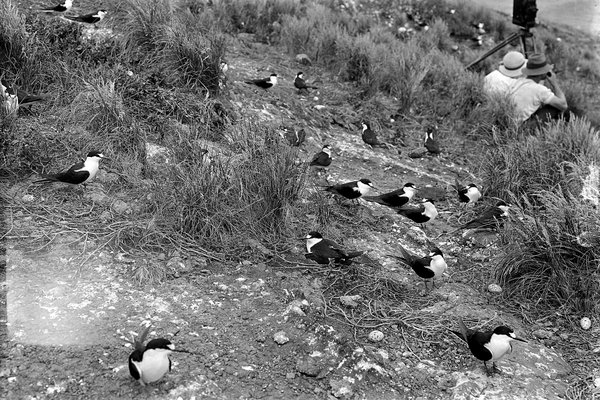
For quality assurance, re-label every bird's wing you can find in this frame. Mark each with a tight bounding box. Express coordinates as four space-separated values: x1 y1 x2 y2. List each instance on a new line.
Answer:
310 151 325 165
319 239 349 258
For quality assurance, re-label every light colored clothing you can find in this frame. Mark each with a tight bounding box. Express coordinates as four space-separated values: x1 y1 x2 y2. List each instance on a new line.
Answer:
483 70 518 95
509 78 555 123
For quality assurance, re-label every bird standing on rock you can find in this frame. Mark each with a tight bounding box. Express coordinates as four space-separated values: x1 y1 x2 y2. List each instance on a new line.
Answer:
294 72 318 93
324 178 374 201
34 151 109 186
128 325 175 386
389 245 447 289
396 198 438 226
361 121 387 148
302 231 363 265
450 318 526 376
245 73 278 90
362 182 417 208
310 144 332 167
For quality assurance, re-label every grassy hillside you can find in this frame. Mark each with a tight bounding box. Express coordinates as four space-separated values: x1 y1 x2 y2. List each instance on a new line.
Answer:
1 1 599 394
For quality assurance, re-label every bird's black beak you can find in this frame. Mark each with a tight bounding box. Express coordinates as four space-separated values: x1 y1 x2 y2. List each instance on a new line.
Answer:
513 337 527 343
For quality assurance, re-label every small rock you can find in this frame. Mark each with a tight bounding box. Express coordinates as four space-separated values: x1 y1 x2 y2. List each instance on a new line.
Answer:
532 329 553 339
283 299 309 317
244 238 273 256
295 53 312 65
340 295 361 308
330 378 353 398
368 330 384 342
98 210 111 223
286 372 295 379
296 356 322 377
471 252 487 262
408 148 428 158
273 331 289 345
111 199 131 214
487 283 502 293
21 194 34 202
580 317 592 330
166 256 192 274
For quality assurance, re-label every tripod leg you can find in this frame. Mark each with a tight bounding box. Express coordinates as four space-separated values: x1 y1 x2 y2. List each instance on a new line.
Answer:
465 31 522 70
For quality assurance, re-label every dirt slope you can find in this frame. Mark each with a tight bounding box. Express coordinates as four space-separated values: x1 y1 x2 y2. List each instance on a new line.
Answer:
1 33 583 400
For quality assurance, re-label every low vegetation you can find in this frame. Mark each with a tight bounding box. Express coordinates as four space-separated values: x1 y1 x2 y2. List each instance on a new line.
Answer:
1 0 599 365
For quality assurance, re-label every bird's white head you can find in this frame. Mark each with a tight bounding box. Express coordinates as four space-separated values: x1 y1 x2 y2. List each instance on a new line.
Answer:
357 178 374 194
303 231 323 252
269 74 278 85
322 144 331 155
95 10 108 19
404 183 417 198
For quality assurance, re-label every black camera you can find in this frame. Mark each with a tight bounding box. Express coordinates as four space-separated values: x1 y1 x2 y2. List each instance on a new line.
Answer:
512 0 538 28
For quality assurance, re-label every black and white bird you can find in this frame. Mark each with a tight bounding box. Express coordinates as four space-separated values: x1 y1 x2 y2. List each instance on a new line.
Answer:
361 121 387 148
424 125 441 155
390 245 447 289
294 72 318 93
302 231 363 265
396 198 438 226
454 178 481 205
324 178 374 200
128 325 175 386
309 145 332 167
447 200 510 235
450 318 526 375
245 73 278 90
1 79 47 106
38 0 72 13
362 182 417 208
64 10 107 25
34 151 108 186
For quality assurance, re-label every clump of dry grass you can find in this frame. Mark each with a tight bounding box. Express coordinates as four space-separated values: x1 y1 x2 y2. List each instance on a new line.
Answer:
496 190 600 315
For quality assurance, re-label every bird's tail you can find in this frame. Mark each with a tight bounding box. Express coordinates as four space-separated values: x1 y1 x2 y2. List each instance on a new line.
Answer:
387 245 411 266
20 95 48 106
342 250 363 260
362 195 385 205
34 175 59 183
449 318 469 343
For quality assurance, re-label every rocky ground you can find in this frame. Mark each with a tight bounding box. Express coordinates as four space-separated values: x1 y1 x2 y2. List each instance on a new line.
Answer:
1 29 596 400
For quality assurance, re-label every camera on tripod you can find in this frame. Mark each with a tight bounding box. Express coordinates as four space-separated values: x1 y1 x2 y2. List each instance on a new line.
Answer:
512 0 538 29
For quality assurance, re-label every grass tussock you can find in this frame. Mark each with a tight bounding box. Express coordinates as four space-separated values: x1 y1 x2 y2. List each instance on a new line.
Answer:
148 122 306 253
481 118 600 201
496 190 600 314
118 0 226 94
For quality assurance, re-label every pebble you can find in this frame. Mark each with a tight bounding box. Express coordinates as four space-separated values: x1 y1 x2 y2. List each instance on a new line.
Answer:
368 330 384 342
21 194 34 202
580 317 592 330
340 295 361 308
296 357 322 377
487 283 502 293
273 331 289 345
532 329 554 339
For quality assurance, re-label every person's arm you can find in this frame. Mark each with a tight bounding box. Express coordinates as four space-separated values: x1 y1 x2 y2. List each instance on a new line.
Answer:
544 74 568 111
